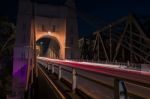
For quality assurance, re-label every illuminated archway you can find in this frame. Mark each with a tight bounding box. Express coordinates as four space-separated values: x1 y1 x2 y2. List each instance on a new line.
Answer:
36 35 60 59
13 0 79 95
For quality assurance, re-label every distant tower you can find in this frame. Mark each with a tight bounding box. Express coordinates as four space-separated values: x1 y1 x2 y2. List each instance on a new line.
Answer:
13 0 79 96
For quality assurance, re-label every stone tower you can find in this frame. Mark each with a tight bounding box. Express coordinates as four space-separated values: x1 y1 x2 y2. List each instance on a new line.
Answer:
13 0 79 96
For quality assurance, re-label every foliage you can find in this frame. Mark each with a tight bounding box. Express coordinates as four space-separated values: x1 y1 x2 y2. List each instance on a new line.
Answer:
0 17 15 67
0 17 15 97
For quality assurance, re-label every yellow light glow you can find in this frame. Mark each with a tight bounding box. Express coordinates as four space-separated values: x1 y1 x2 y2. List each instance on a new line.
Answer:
48 31 51 35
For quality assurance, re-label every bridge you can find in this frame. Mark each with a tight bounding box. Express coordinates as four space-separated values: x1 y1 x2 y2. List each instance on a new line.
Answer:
36 57 150 99
10 0 150 99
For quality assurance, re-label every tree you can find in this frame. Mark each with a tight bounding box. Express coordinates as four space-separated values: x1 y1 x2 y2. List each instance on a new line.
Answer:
0 17 15 98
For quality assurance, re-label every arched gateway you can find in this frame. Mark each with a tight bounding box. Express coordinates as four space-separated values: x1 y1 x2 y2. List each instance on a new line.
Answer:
36 35 61 58
13 0 79 96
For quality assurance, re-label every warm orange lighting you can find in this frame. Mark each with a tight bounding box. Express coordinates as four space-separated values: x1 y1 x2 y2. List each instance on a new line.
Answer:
48 31 51 35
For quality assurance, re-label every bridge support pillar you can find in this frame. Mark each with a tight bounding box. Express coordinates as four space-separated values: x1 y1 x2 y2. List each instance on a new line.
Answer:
114 79 127 99
72 68 77 93
46 63 48 69
58 66 62 80
48 64 50 70
114 79 119 99
52 64 55 74
44 63 46 68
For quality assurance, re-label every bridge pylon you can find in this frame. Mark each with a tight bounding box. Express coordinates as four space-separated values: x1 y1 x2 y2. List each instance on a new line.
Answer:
12 0 79 98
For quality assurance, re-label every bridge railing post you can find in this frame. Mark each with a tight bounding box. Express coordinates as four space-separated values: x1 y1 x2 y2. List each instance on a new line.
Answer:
58 65 62 80
114 79 127 99
72 68 77 93
52 64 55 74
46 62 48 69
48 63 50 70
114 78 120 99
44 63 47 68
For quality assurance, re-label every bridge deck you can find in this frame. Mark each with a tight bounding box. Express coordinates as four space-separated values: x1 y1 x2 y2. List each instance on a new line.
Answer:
38 64 93 99
38 57 150 99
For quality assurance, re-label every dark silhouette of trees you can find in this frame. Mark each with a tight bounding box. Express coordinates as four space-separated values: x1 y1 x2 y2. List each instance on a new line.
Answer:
0 17 15 98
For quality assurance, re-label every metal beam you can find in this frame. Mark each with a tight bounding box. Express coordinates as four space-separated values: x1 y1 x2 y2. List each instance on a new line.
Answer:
113 21 129 61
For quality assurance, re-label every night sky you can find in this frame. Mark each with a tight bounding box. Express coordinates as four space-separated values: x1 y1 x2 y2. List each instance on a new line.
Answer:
0 0 150 36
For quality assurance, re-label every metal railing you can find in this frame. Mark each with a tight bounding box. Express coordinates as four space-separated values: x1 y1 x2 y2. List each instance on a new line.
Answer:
37 58 150 99
67 59 150 72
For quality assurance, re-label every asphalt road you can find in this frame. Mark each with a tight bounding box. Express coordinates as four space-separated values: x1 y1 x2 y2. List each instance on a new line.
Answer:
37 69 59 99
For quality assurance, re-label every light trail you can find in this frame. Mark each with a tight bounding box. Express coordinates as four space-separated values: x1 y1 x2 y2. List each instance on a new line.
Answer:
38 57 120 68
37 57 150 86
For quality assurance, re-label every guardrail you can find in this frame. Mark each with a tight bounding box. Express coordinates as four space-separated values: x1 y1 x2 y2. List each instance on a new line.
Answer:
68 59 150 72
37 57 150 99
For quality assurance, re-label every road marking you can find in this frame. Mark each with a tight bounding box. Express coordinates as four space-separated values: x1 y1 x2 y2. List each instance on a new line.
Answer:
38 65 66 99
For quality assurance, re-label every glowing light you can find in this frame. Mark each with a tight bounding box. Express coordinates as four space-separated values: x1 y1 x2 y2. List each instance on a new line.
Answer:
48 31 51 35
40 42 43 45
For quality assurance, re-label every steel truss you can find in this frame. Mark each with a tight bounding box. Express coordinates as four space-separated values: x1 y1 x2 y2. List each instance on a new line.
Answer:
79 14 150 64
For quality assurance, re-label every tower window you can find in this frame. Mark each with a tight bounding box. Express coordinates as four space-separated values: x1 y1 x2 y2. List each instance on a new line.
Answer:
52 25 56 32
42 24 45 31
